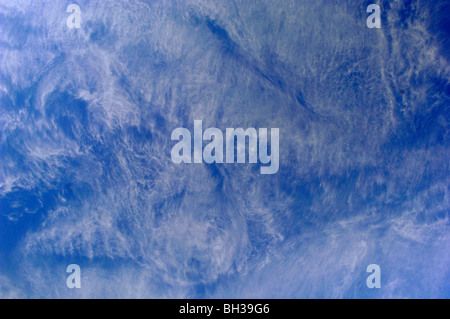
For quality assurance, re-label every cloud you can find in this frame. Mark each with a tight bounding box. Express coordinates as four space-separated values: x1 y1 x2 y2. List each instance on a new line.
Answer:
0 0 448 298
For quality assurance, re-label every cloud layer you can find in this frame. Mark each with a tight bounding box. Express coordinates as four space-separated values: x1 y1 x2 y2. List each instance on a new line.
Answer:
0 0 448 298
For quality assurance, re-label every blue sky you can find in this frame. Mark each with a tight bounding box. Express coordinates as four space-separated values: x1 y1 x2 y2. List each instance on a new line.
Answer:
0 0 448 298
